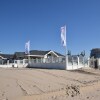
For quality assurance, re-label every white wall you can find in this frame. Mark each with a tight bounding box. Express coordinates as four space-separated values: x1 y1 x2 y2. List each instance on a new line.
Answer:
29 62 66 70
11 58 89 70
28 62 87 70
0 62 87 70
0 64 12 68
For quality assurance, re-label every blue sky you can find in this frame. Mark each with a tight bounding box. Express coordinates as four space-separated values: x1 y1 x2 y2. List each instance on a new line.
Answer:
0 0 100 56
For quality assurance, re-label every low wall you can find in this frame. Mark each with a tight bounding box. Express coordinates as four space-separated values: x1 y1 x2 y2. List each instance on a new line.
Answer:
29 62 66 70
0 63 88 70
17 64 28 68
11 58 89 70
67 63 78 70
28 62 88 70
0 64 12 68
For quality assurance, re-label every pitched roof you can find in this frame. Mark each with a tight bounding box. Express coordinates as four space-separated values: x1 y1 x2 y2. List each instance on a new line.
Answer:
91 48 100 51
0 54 13 59
54 51 64 56
30 50 64 57
30 50 50 55
14 50 64 57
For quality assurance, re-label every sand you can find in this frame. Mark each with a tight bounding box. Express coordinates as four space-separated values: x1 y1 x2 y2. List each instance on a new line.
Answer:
0 67 100 100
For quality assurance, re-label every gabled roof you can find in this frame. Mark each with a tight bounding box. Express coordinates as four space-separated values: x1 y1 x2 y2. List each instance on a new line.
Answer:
30 50 64 57
0 50 64 60
30 50 50 56
54 51 64 56
0 54 13 59
14 50 64 58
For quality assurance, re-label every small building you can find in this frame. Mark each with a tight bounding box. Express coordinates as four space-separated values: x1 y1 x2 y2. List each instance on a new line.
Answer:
13 50 64 63
90 48 100 69
29 50 64 62
90 48 100 58
0 54 14 64
13 52 25 60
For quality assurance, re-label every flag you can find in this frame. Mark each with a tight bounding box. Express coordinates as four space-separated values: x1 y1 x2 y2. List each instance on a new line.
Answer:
25 41 30 54
61 25 66 46
61 26 66 46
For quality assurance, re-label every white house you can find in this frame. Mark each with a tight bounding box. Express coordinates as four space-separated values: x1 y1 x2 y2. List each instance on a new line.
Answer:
26 50 64 63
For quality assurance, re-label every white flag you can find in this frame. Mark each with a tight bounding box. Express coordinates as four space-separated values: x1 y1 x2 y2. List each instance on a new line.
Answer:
61 26 66 46
25 41 30 54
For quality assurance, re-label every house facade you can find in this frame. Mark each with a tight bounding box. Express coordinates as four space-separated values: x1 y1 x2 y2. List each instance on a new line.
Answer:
0 54 13 64
0 50 64 64
14 50 64 63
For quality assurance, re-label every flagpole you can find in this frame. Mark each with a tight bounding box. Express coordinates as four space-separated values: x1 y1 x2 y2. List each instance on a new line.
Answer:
65 25 68 70
28 41 30 64
28 54 30 64
61 25 68 70
65 45 68 70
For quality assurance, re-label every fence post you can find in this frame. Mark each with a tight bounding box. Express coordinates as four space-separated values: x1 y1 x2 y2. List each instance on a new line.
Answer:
7 60 9 65
51 57 53 63
41 58 42 63
36 58 38 63
77 56 79 69
87 58 89 67
23 59 25 65
2 59 3 65
93 57 95 68
72 56 73 69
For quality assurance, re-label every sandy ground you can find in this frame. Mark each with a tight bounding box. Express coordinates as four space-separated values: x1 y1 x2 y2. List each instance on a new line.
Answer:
0 67 100 100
